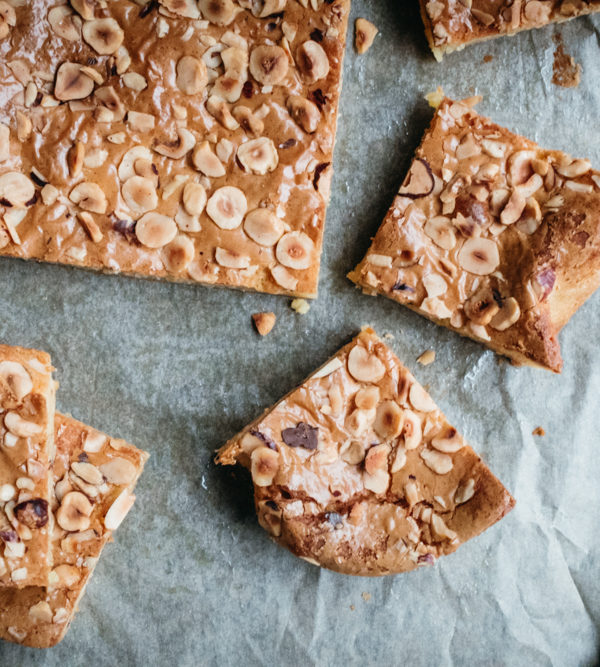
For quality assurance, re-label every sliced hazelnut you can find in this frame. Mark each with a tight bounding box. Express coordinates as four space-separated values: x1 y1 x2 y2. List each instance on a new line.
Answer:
340 440 365 465
347 345 385 383
153 128 196 159
244 208 284 246
409 384 436 413
271 265 298 291
251 0 286 17
48 6 82 41
68 141 85 178
420 448 453 475
355 385 380 410
215 247 250 269
287 95 321 134
464 285 500 326
206 186 247 230
206 95 239 131
54 63 95 101
198 0 238 25
175 207 201 233
77 211 103 243
99 457 136 485
346 408 374 437
275 231 314 270
118 146 154 182
457 238 499 275
373 400 404 440
0 172 34 208
5 412 42 437
355 18 378 54
431 513 457 541
232 106 264 137
365 443 391 474
556 159 591 179
489 296 521 331
249 45 288 85
162 235 195 273
296 40 330 84
29 601 53 623
399 158 435 199
252 312 276 336
423 274 447 299
69 182 107 214
0 361 33 400
364 468 390 495
82 18 124 55
135 213 177 248
160 0 200 18
52 564 81 588
128 110 155 133
182 183 207 217
431 426 464 453
507 150 536 186
176 56 208 95
83 431 107 453
122 72 147 91
56 491 93 532
424 216 456 250
122 176 158 215
104 490 135 530
391 445 407 473
454 478 476 504
250 446 279 487
237 137 279 175
71 461 103 486
70 0 96 20
192 141 226 178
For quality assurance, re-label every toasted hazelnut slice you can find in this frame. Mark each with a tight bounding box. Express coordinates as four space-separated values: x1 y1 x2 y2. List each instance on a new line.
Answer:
365 443 391 474
249 45 288 85
424 216 456 250
192 141 226 178
182 182 207 217
162 235 195 273
206 95 239 131
296 40 330 84
69 181 107 214
176 56 208 95
346 407 374 436
431 426 464 453
454 478 476 505
251 0 286 17
153 128 196 159
99 457 136 485
237 137 279 175
250 446 279 486
347 345 385 383
77 212 102 243
68 141 85 178
83 18 124 55
29 601 53 622
409 384 436 413
391 445 407 473
399 158 435 199
556 159 591 178
160 0 200 18
374 400 404 440
0 172 34 208
286 95 321 134
128 110 155 133
340 440 365 465
252 312 276 336
71 461 103 486
244 208 284 247
489 296 521 331
198 0 238 24
206 186 247 230
0 361 33 400
275 231 314 270
54 62 95 101
458 238 499 275
271 265 298 291
431 514 457 541
48 6 82 41
5 412 40 438
215 247 250 269
355 18 379 54
464 285 500 326
118 146 154 182
363 468 390 495
122 176 158 215
104 490 135 530
53 563 81 588
56 491 93 531
175 206 201 233
232 105 264 136
355 385 380 410
240 432 265 455
135 212 177 248
507 150 536 186
420 448 453 475
70 0 95 20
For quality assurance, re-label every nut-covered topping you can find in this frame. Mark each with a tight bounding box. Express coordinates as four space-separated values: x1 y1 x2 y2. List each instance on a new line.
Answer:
355 18 379 54
122 176 158 215
365 443 390 474
489 296 521 331
82 18 124 55
71 461 103 486
206 186 247 229
5 412 42 437
347 345 385 383
457 238 500 275
29 601 53 623
135 213 177 248
399 158 435 199
182 183 207 217
69 182 107 214
507 150 536 186
56 491 93 531
373 400 404 440
296 40 330 84
0 361 33 401
364 468 390 495
104 490 135 530
455 478 476 505
252 311 276 336
198 0 238 25
249 45 289 85
237 137 279 175
275 231 314 270
14 499 49 529
244 208 284 246
99 457 136 485
192 141 226 178
281 422 318 450
431 426 464 453
153 128 196 159
409 384 436 413
424 216 456 250
162 235 195 273
420 448 453 475
70 0 95 20
250 446 279 486
215 247 250 269
48 6 82 41
176 56 208 95
464 285 500 326
0 172 35 208
355 385 380 410
287 95 321 134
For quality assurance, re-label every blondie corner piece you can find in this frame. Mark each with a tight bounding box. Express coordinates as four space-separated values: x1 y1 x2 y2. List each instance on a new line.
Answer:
216 328 514 576
0 345 55 588
0 413 149 648
0 0 351 298
349 97 600 373
419 0 600 60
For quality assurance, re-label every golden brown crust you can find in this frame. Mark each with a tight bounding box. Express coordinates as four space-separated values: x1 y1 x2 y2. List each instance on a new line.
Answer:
217 327 515 576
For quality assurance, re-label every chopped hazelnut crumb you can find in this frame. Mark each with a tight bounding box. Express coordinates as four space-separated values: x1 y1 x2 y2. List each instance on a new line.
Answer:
354 18 378 55
532 427 546 437
291 298 310 315
417 349 436 366
425 86 445 109
252 312 276 336
361 592 371 602
350 605 355 611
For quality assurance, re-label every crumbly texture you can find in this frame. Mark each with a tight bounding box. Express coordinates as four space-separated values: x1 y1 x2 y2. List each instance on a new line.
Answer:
348 98 600 373
420 0 600 60
0 344 55 588
0 412 148 648
216 327 514 576
0 0 350 298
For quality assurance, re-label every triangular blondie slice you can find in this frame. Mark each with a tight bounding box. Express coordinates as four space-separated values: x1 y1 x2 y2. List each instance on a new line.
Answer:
217 328 514 576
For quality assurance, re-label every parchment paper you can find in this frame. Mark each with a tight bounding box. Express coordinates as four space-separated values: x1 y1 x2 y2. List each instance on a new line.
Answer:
1 3 599 666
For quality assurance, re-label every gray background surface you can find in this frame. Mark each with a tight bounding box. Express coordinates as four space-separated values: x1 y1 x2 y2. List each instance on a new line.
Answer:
1 2 599 666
